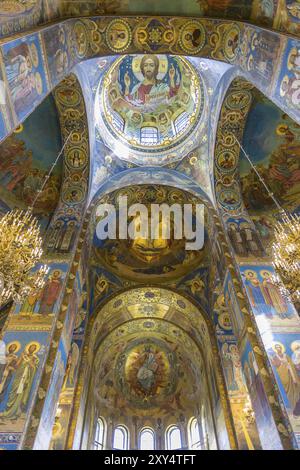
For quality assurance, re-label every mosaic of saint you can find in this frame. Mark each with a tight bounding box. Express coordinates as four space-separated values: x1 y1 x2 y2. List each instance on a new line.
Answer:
99 55 204 152
116 339 178 409
0 94 62 230
92 185 207 282
93 318 205 418
239 88 300 252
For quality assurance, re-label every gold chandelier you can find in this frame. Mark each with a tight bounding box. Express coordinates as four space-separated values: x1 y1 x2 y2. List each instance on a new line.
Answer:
0 209 49 306
272 212 300 305
235 137 300 306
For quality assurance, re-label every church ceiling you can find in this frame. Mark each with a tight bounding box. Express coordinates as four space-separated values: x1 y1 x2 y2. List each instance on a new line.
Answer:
92 321 205 417
1 1 300 39
95 55 205 164
91 185 209 283
91 287 212 354
89 287 215 420
0 94 62 231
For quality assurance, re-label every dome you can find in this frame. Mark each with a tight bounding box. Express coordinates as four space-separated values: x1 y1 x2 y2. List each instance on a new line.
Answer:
95 54 206 165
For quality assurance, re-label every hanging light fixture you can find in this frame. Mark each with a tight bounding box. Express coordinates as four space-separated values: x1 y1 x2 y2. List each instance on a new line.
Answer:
235 137 300 305
272 212 300 305
0 133 72 307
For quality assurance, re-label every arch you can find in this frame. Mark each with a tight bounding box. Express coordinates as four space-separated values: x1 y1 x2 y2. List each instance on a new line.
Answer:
139 428 155 451
0 16 299 145
94 417 106 450
76 285 236 450
166 425 182 450
113 425 130 450
188 417 202 450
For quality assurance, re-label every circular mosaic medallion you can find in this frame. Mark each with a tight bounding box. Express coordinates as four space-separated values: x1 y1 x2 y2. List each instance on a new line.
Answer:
225 90 251 110
105 19 132 53
73 21 89 59
115 338 178 409
179 21 206 55
216 149 237 173
62 185 85 205
223 25 240 62
218 186 241 210
66 148 87 170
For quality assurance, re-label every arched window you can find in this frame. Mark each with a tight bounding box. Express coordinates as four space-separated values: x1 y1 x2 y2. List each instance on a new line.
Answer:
188 417 202 450
174 112 189 134
166 426 182 450
140 127 158 145
140 428 155 450
113 425 129 450
94 417 106 450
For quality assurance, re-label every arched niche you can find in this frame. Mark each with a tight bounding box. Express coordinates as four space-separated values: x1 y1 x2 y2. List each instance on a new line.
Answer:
77 287 235 450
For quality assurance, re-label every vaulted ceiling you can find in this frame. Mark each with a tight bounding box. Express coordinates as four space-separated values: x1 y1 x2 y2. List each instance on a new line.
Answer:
1 1 299 39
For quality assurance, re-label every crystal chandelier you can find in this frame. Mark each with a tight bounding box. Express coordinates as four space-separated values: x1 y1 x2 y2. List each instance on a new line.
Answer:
272 212 300 305
0 133 72 308
235 136 300 306
0 209 49 305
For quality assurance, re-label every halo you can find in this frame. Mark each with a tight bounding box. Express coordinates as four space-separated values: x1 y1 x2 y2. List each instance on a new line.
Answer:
280 75 289 97
131 55 169 81
52 270 61 278
287 47 298 70
7 341 21 353
30 43 39 68
13 124 24 134
291 341 300 352
244 269 257 279
272 341 285 353
251 32 258 51
260 270 271 279
35 72 43 95
25 341 41 353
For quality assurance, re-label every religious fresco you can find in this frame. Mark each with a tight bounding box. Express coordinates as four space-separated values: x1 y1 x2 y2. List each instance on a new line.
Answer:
92 185 208 283
12 263 68 318
42 24 71 87
3 34 48 123
0 4 300 452
92 320 207 420
49 278 88 450
0 330 49 433
240 87 300 253
239 26 281 92
0 15 299 147
115 338 179 410
240 338 283 450
278 40 300 111
75 286 238 450
34 337 67 450
97 55 205 160
0 94 62 231
174 267 210 315
3 0 300 40
267 334 300 446
239 264 300 445
44 73 90 256
89 268 124 313
212 286 262 450
240 265 298 323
